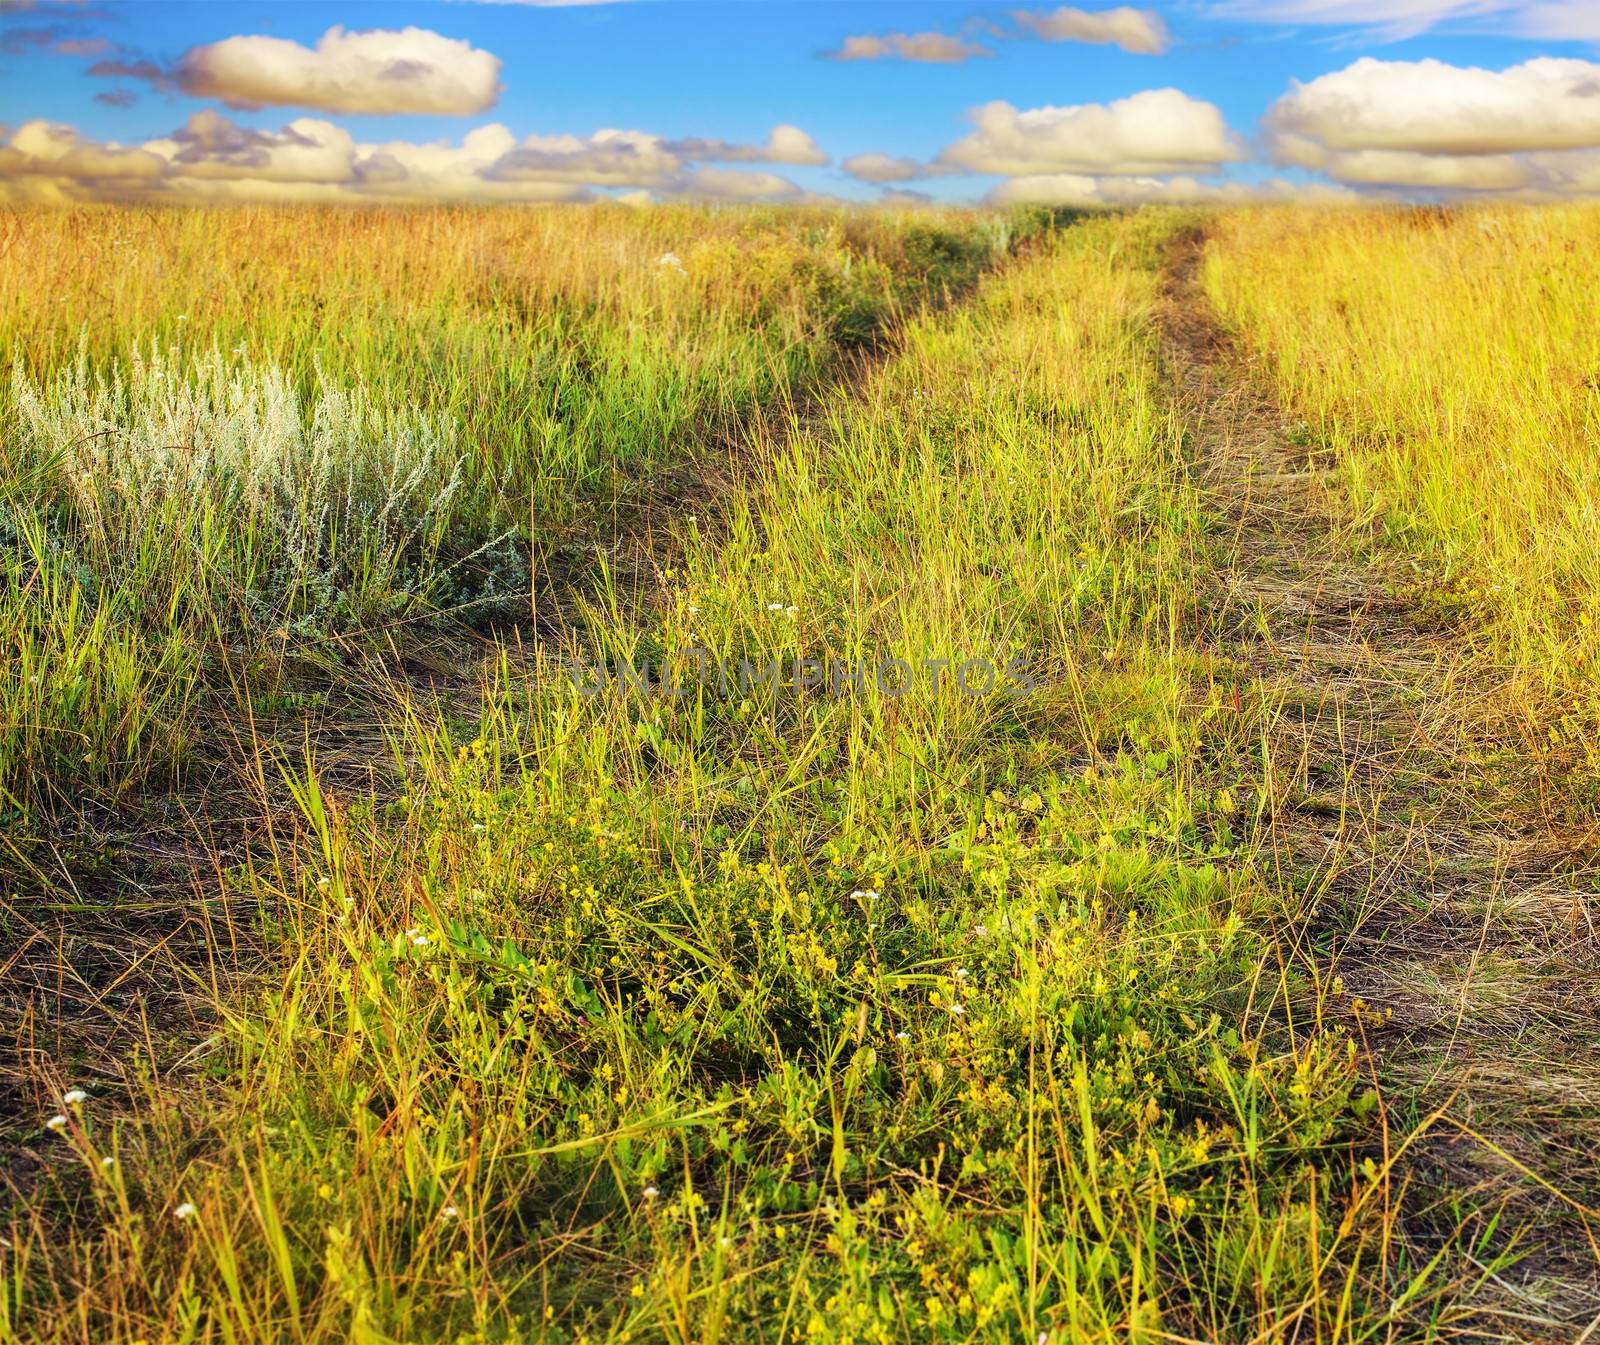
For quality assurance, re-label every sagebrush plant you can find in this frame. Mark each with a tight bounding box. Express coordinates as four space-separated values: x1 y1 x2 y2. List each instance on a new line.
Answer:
4 211 1394 1344
9 344 526 635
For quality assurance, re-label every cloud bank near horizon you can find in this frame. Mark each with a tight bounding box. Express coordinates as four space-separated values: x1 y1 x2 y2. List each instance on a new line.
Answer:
5 12 1600 207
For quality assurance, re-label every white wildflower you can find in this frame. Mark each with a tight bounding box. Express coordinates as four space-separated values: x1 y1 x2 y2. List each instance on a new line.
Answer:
45 1114 67 1132
62 1089 88 1105
175 1202 197 1221
643 1185 660 1200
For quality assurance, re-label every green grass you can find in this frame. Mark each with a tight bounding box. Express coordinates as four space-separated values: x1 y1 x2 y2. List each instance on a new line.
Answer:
0 205 1013 816
2 208 1390 1343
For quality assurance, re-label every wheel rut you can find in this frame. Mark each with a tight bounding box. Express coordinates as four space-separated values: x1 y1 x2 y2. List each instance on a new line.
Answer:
1158 226 1600 1340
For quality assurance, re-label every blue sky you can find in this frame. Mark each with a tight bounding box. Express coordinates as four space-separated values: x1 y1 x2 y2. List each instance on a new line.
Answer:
2 2 1598 205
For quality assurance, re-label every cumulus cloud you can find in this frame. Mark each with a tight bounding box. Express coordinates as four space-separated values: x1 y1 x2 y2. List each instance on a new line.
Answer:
1266 57 1600 194
990 172 1355 205
0 121 166 183
0 114 820 206
663 125 827 166
1270 57 1600 155
174 25 503 115
1282 147 1534 190
485 129 682 187
681 167 803 200
1011 6 1170 54
842 152 926 183
827 31 993 62
143 110 358 184
937 91 1244 177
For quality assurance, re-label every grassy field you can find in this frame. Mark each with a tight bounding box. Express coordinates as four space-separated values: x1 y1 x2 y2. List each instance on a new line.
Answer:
2 203 1596 1342
1203 206 1600 798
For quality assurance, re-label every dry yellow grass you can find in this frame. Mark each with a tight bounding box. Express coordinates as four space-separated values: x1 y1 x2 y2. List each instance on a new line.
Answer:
1204 205 1600 685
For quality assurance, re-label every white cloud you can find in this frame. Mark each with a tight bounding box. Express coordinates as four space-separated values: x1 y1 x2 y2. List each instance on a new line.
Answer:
1267 57 1600 194
681 167 803 200
937 91 1244 177
1200 0 1600 41
990 172 1355 204
764 125 829 165
142 110 357 184
827 31 994 62
1522 1 1600 41
0 121 166 182
1270 57 1600 155
842 152 926 183
1011 7 1170 54
176 25 503 116
0 114 817 205
1276 144 1534 189
664 125 828 166
485 129 682 187
353 124 589 202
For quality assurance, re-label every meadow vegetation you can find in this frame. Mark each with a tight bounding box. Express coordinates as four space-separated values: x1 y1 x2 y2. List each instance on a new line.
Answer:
3 200 1592 1341
1204 206 1600 790
0 204 999 813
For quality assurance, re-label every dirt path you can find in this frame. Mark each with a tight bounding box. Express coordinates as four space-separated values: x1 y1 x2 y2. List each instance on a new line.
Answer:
1158 228 1600 1340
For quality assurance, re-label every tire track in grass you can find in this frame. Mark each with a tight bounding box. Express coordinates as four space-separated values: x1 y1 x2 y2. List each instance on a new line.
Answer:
1158 226 1600 1338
